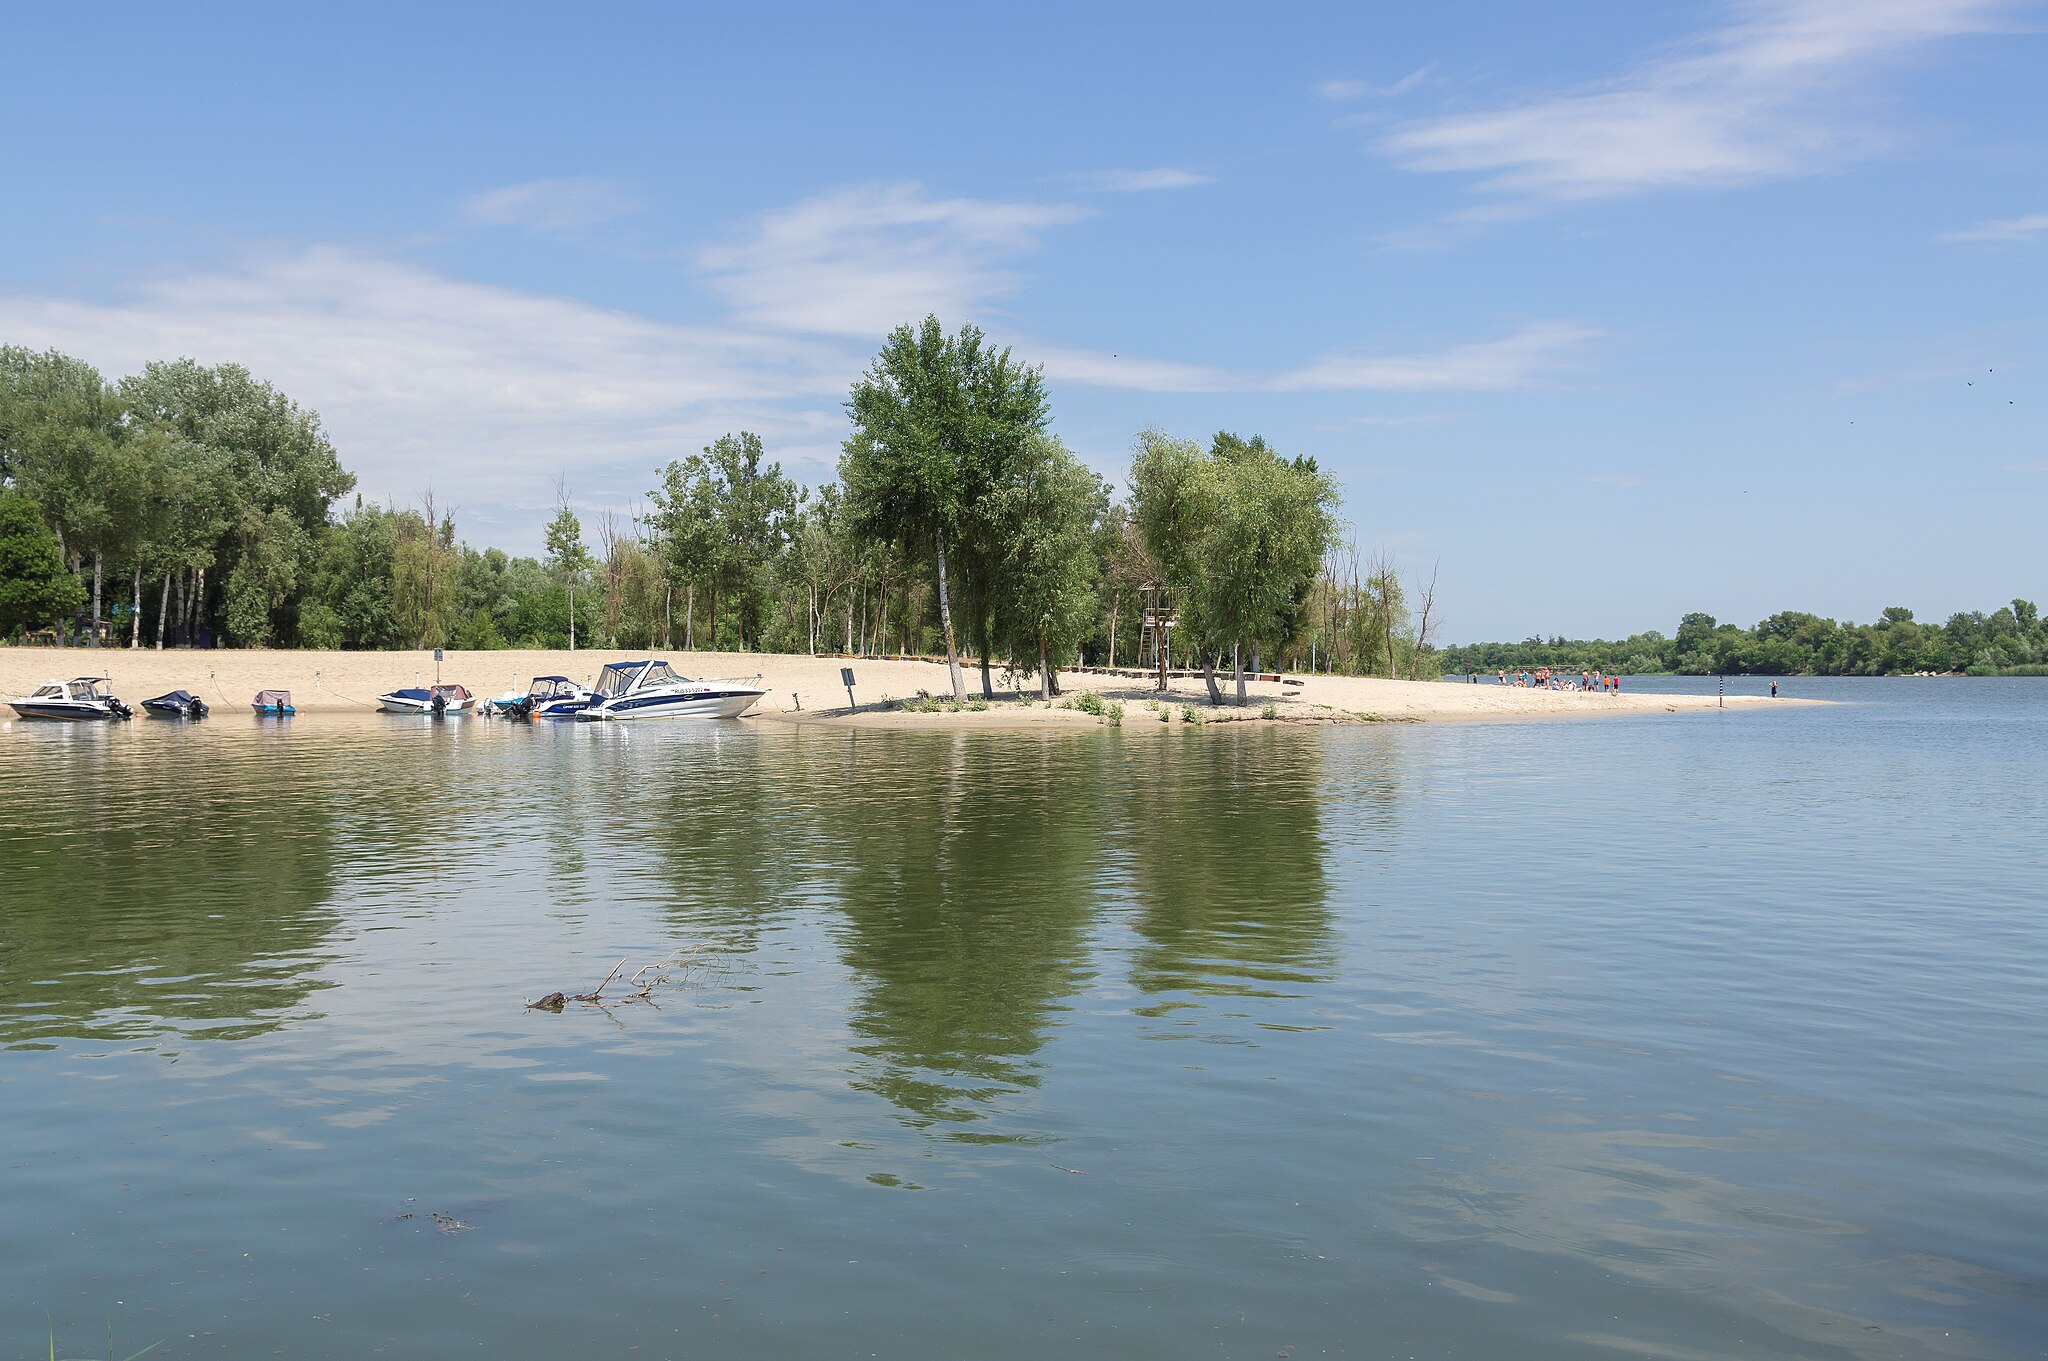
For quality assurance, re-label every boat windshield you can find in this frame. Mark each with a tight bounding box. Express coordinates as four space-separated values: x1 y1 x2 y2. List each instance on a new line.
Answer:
68 679 107 699
32 683 63 699
595 661 685 696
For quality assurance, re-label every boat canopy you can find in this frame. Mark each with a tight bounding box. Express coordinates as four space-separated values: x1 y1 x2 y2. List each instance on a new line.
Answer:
151 690 198 704
254 689 292 706
594 660 684 695
527 676 577 698
386 687 431 702
430 684 472 701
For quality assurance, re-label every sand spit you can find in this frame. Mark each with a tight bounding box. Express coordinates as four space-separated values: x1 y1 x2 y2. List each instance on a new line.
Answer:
0 647 1807 728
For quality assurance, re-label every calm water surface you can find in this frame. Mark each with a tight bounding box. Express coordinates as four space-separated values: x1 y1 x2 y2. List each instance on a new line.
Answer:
3 678 2044 1359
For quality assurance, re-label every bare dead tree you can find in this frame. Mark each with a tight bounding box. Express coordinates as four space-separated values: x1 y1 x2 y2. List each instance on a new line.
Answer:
1408 559 1441 681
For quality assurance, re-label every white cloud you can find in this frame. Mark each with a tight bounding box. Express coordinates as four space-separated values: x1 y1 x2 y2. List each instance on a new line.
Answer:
1376 0 2010 201
0 247 853 534
695 183 1089 336
462 177 640 229
1317 69 1431 102
1268 322 1596 392
1031 322 1592 394
1070 168 1213 192
0 187 1596 546
1940 211 2048 242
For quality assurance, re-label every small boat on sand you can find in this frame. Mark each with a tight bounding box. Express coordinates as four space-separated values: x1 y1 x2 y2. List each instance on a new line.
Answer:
141 690 209 719
577 660 764 721
377 683 475 715
9 677 133 721
252 689 295 716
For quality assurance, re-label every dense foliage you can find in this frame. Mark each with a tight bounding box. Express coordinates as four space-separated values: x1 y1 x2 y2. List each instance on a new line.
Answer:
1444 601 2048 677
2 321 1456 697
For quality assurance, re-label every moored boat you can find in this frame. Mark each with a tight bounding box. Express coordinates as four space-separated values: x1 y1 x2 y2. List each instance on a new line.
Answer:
9 677 133 721
377 683 476 715
252 689 295 716
506 675 594 719
577 660 764 721
141 689 209 719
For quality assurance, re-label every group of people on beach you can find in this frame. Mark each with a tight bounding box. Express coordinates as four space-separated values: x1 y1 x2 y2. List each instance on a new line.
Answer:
1496 667 1620 693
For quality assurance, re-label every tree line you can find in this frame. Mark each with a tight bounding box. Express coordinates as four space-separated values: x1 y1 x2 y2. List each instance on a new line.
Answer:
2 319 1450 697
1444 600 2048 678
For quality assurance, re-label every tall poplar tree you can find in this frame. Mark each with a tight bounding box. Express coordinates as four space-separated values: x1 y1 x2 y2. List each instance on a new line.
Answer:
840 317 1048 701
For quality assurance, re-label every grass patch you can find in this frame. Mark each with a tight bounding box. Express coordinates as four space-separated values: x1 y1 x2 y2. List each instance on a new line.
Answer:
1260 702 1277 720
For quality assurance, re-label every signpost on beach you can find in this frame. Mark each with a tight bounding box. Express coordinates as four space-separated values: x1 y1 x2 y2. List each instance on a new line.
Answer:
841 667 856 711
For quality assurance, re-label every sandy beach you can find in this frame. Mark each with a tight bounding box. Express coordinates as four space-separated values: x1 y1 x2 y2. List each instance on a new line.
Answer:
0 646 1800 726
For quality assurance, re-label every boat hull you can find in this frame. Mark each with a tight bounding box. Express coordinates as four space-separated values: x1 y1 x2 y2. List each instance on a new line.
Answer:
9 701 124 721
579 688 763 721
378 697 475 715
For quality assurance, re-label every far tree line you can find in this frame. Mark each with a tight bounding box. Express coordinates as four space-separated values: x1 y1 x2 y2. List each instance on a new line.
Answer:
1446 602 2048 678
0 320 1446 699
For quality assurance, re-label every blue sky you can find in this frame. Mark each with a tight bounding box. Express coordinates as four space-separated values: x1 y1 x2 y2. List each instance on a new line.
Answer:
1 0 2041 639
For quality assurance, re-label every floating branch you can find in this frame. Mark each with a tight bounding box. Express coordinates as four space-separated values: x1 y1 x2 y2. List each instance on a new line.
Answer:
525 946 723 1013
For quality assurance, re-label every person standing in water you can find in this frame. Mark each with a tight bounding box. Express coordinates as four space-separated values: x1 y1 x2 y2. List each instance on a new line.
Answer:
1771 679 1779 699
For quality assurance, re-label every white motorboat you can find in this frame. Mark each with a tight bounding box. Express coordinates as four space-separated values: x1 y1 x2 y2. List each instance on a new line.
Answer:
512 675 595 719
376 682 476 715
8 676 133 721
576 660 764 721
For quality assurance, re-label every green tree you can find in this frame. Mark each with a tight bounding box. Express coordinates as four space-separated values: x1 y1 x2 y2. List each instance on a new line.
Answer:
842 317 1049 700
986 434 1107 697
544 495 592 650
0 488 86 635
120 359 352 645
648 432 798 651
1130 429 1337 704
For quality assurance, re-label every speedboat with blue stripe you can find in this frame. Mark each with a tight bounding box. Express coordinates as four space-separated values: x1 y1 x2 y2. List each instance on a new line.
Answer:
576 660 765 721
9 676 133 721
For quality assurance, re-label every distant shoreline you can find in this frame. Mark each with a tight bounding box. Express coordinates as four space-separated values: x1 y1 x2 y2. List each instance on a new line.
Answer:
0 647 1805 728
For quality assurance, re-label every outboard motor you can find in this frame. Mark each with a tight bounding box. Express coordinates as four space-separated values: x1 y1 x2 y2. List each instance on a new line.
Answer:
109 698 133 720
191 697 209 718
430 691 447 717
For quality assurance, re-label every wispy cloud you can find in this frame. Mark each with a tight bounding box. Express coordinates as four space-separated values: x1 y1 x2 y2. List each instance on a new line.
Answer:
0 186 1596 543
462 177 640 229
696 182 1089 336
0 248 852 526
1036 322 1593 394
1941 211 2048 242
1316 68 1431 102
1069 168 1213 192
1268 322 1596 392
1376 0 2010 202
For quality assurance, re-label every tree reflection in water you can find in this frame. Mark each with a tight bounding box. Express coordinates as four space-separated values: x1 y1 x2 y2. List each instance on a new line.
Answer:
825 732 1109 1137
0 729 339 1049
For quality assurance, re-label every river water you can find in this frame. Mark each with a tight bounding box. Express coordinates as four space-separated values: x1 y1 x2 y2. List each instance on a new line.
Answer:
3 678 2043 1359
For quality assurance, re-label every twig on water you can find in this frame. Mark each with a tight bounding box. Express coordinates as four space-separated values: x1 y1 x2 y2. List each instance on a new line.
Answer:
526 946 721 1013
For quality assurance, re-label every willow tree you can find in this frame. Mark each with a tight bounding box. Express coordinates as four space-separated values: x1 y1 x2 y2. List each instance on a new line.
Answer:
841 317 1048 701
1130 429 1338 705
